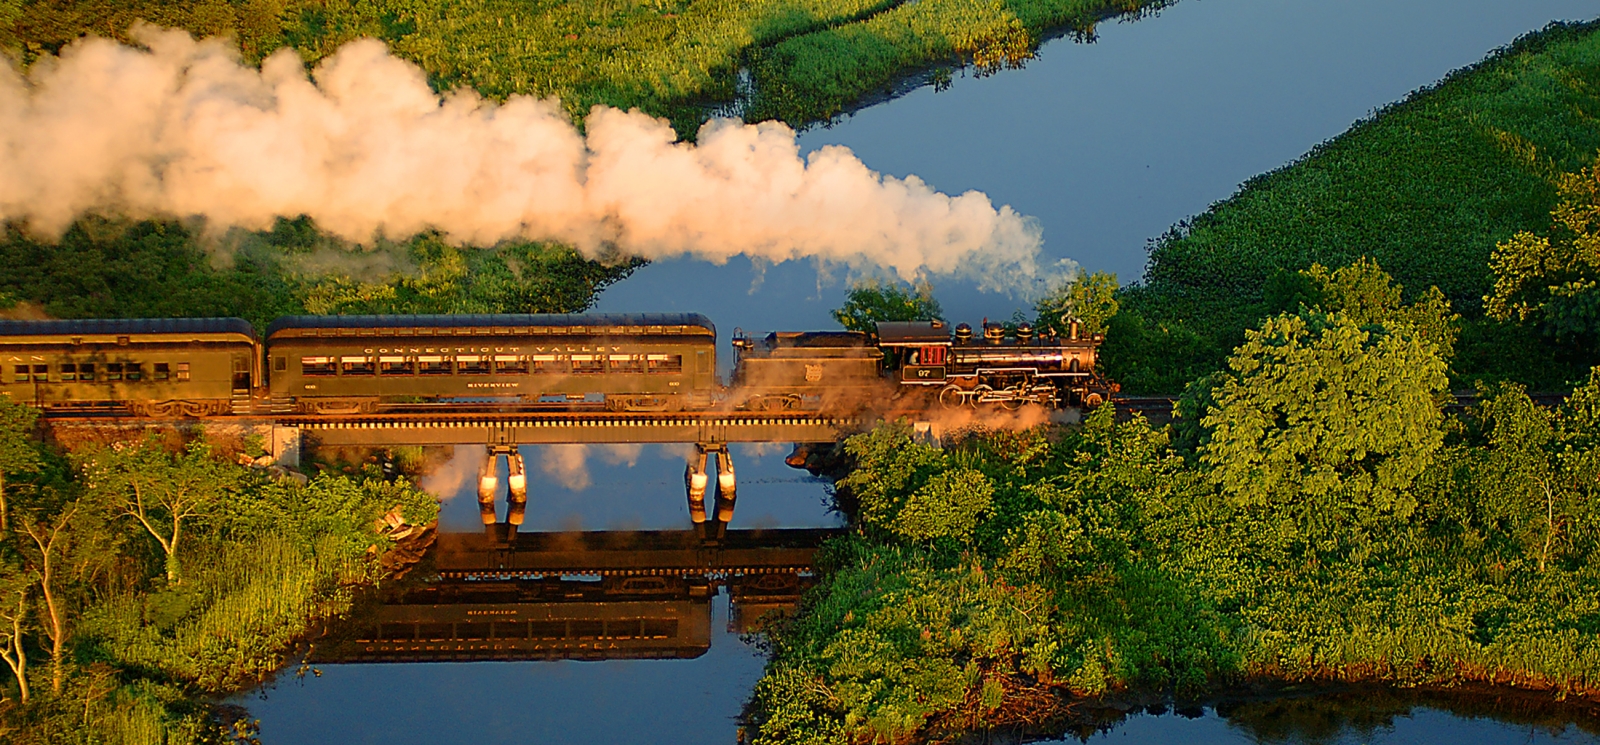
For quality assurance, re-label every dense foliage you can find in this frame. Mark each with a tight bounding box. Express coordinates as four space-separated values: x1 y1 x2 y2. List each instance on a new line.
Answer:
831 281 945 333
0 405 438 743
0 218 640 328
1486 154 1600 343
1105 19 1600 394
749 262 1600 744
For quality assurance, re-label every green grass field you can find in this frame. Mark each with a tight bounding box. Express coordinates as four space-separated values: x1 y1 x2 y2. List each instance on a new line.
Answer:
1107 19 1600 393
4 0 1167 134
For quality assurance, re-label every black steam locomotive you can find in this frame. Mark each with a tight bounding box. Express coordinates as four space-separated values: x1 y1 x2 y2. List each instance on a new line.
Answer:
0 313 1109 416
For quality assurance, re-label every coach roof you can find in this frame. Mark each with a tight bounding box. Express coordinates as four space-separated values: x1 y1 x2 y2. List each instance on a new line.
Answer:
0 317 256 339
265 313 716 340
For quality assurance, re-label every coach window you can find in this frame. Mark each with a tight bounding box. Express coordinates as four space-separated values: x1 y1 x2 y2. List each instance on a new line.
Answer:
153 363 170 381
12 365 28 383
175 363 190 382
456 355 490 375
418 356 452 375
696 351 709 374
105 363 124 381
79 363 96 381
609 355 644 374
379 356 414 376
646 354 682 374
530 355 561 374
341 356 376 376
494 355 528 375
274 357 288 373
59 364 77 381
31 365 47 382
302 357 336 376
571 355 604 374
124 363 142 381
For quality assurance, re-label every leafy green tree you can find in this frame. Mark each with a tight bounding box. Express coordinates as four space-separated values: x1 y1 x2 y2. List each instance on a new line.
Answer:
835 423 947 532
889 468 993 543
1034 270 1118 337
79 438 240 583
1199 311 1450 536
1486 163 1600 340
0 401 42 533
831 281 943 333
1298 258 1458 360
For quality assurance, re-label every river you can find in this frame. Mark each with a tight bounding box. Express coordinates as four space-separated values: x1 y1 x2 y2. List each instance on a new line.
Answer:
241 0 1600 742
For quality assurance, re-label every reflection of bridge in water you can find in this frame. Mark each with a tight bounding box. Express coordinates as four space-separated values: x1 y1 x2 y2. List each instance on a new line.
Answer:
313 528 840 663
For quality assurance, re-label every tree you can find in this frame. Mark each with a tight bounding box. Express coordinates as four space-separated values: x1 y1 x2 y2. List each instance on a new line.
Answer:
1034 270 1118 337
831 281 943 333
0 402 41 533
79 438 238 583
12 490 87 695
1485 162 1600 341
1198 311 1450 539
1297 258 1458 360
0 568 26 703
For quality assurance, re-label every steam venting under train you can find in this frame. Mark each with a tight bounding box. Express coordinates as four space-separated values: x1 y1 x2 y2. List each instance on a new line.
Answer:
0 314 1110 417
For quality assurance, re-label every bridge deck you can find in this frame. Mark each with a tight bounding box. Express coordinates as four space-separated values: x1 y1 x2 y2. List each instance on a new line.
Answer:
289 411 865 446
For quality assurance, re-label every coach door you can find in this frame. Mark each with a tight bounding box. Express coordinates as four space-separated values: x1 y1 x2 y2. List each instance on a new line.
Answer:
231 354 253 414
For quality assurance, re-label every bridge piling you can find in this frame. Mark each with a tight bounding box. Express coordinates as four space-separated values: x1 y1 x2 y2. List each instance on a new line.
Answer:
684 446 710 525
713 449 737 525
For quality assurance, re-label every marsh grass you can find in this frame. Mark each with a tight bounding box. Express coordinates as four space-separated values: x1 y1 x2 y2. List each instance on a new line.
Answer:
1109 19 1600 393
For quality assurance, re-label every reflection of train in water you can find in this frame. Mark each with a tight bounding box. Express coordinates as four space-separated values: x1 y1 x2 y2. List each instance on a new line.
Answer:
0 312 1109 416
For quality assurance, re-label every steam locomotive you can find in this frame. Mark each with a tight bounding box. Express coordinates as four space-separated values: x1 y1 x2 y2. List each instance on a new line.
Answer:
0 313 1109 416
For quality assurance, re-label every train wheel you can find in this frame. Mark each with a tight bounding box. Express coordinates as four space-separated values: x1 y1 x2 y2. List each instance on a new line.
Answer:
972 385 994 407
937 385 965 409
1085 392 1105 407
999 395 1025 411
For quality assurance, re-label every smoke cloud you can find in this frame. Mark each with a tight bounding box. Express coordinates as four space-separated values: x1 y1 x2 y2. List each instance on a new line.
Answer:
0 25 1069 292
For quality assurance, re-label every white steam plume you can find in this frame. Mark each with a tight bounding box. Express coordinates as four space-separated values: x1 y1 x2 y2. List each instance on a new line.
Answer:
0 25 1069 292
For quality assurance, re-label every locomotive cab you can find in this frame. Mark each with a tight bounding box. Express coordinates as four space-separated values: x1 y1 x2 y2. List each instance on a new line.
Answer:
874 321 953 386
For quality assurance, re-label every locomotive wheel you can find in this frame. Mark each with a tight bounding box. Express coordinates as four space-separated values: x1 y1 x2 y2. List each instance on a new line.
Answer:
937 385 966 409
972 385 994 407
999 395 1025 411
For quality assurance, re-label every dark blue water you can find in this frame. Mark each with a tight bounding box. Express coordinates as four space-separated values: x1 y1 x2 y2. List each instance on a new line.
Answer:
246 1 1600 741
596 0 1600 338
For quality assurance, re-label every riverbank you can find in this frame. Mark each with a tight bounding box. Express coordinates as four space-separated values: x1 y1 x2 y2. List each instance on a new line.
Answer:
1106 17 1600 394
0 408 439 744
744 261 1599 743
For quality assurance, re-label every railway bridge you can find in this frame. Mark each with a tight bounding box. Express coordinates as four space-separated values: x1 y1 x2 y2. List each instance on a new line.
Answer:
46 407 889 539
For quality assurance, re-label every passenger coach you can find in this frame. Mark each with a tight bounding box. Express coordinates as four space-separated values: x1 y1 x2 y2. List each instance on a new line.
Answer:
0 318 259 416
266 314 719 413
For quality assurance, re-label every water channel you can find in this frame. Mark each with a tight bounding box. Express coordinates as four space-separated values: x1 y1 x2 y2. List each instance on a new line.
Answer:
242 0 1600 741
